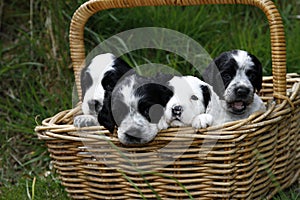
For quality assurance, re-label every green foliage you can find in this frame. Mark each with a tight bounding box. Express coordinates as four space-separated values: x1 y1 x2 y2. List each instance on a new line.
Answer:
0 175 69 200
0 0 299 199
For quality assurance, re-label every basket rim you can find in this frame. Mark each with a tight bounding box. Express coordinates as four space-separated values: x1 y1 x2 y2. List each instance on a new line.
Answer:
35 74 300 143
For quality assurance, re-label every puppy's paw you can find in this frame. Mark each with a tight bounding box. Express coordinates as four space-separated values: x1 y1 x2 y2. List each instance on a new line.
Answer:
192 114 213 129
74 115 99 127
157 118 169 130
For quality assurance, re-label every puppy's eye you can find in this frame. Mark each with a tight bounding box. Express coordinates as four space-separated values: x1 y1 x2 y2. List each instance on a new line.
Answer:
246 71 256 81
223 73 232 81
191 95 199 101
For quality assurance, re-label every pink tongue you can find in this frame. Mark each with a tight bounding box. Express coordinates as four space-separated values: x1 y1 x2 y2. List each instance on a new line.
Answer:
233 102 244 110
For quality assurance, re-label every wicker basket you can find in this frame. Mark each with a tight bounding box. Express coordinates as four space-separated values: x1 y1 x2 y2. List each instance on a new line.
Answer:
35 0 300 199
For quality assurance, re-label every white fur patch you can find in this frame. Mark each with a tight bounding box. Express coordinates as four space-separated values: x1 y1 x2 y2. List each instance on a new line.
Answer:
119 76 139 108
73 115 99 127
81 53 116 116
159 76 213 129
232 50 254 70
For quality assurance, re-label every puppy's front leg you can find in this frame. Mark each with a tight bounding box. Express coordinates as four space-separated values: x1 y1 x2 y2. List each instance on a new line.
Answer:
192 114 213 129
157 116 169 130
74 115 99 127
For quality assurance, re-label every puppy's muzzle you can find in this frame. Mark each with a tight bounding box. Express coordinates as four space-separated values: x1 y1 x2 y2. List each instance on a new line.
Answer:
235 86 250 98
124 128 143 143
172 105 183 117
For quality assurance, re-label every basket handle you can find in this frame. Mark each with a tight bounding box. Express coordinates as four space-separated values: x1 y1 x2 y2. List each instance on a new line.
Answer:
70 0 286 101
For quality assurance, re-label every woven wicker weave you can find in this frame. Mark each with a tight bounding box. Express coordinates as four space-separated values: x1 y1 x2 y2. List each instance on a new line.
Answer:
35 0 300 199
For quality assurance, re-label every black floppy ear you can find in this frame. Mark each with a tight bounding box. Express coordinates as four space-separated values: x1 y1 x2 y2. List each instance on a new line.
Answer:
97 92 116 133
202 55 227 98
200 85 211 111
148 84 173 123
248 54 263 92
136 83 173 124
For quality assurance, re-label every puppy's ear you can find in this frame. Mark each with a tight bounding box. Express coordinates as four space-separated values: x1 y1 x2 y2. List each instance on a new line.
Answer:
158 84 174 106
200 85 211 111
136 83 173 123
80 67 93 98
101 56 133 92
248 54 263 92
202 54 227 98
102 65 133 91
97 92 116 133
149 84 173 123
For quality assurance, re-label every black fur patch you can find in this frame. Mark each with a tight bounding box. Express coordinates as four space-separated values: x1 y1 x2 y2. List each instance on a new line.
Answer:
200 85 211 111
98 91 115 133
97 57 132 133
136 83 173 123
247 53 262 92
101 57 132 91
80 68 93 98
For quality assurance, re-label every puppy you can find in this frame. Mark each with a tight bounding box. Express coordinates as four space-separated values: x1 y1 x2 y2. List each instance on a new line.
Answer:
158 75 220 129
203 50 266 123
110 73 173 145
74 53 173 145
74 53 132 132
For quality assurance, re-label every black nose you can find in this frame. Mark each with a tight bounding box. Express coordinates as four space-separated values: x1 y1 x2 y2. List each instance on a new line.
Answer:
172 105 183 116
235 87 250 97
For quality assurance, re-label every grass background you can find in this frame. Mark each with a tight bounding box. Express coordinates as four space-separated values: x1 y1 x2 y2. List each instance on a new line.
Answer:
0 0 299 199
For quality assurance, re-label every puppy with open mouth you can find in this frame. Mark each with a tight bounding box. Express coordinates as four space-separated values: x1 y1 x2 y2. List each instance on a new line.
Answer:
203 49 266 123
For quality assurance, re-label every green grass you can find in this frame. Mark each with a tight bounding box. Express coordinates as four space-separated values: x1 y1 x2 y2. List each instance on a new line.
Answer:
0 175 69 200
1 0 299 199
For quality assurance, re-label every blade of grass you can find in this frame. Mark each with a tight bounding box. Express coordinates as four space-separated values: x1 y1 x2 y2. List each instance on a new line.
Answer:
117 170 147 200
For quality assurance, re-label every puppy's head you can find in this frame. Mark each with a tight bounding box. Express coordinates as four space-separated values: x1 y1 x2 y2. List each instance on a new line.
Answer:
80 53 132 118
203 50 262 115
163 76 211 127
110 74 173 145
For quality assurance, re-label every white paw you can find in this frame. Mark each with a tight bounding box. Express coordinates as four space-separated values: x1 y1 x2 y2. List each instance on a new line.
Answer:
157 118 169 130
192 114 213 129
73 115 99 127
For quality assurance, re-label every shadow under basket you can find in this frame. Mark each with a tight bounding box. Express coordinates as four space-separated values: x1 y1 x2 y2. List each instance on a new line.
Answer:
35 0 300 199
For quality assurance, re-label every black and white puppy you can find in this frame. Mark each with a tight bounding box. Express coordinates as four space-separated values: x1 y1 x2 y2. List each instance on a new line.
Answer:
110 73 173 145
203 50 266 123
158 75 220 129
74 53 173 145
74 53 132 132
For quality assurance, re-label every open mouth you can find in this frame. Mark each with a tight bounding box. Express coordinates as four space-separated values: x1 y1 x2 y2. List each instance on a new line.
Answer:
228 101 247 114
171 115 182 122
169 116 186 127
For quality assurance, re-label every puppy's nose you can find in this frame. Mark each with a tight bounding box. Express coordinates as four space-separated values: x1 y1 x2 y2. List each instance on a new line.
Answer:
172 105 183 116
236 87 250 97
